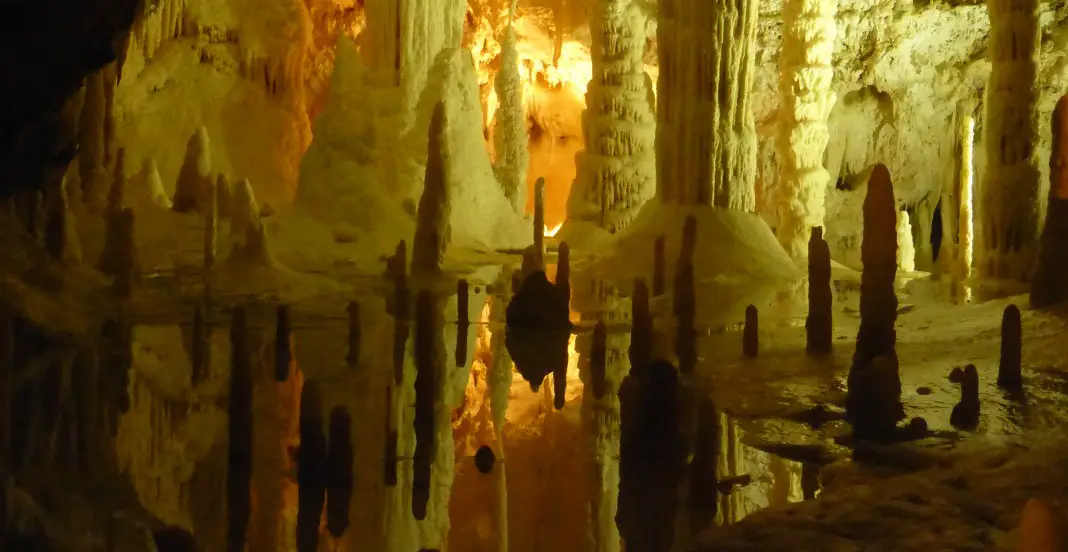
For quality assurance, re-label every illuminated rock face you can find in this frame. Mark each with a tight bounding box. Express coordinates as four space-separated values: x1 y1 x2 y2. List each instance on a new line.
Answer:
1032 95 1068 307
566 0 655 232
493 24 529 215
657 0 758 209
980 0 1041 280
775 0 837 258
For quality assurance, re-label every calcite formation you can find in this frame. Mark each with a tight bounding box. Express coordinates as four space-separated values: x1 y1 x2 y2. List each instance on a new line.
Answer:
174 127 212 213
949 364 980 430
590 320 608 399
806 227 833 355
775 0 837 258
412 103 452 276
227 307 252 552
230 178 259 245
557 242 572 309
998 304 1023 391
979 0 1041 280
657 0 758 209
743 305 758 358
492 23 528 215
383 385 398 486
1032 94 1068 307
896 211 916 274
412 290 441 521
274 305 291 382
455 279 469 368
346 301 361 368
488 266 514 435
567 0 655 232
43 176 81 265
297 381 327 552
325 406 354 538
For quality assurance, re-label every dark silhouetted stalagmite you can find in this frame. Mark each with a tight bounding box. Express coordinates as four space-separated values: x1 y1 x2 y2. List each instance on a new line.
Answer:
998 304 1023 391
689 396 719 534
1032 94 1068 307
391 241 410 386
534 177 546 265
590 320 608 399
191 307 206 386
383 386 398 486
743 304 759 357
326 406 354 538
630 279 653 371
346 301 360 368
505 269 571 394
653 235 666 296
806 226 832 355
297 381 327 552
950 364 980 430
848 165 902 439
0 313 10 471
227 307 252 552
174 127 211 213
274 305 291 382
675 216 698 373
413 290 440 520
412 103 452 276
456 279 469 368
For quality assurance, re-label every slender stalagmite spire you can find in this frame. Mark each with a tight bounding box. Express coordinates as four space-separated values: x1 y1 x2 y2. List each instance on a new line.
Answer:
775 0 837 258
493 21 528 215
980 0 1041 279
412 102 452 276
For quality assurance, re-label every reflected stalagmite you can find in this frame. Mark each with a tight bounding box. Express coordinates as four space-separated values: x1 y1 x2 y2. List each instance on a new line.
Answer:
297 381 327 552
674 216 698 374
412 103 451 276
591 320 608 399
391 240 410 386
412 290 439 520
688 396 719 534
275 305 291 382
653 235 665 297
191 307 205 386
558 242 572 308
203 175 218 270
227 307 252 552
456 279 469 368
1032 94 1068 307
505 270 571 393
346 301 361 368
630 279 653 371
174 127 212 213
949 364 980 430
848 165 902 440
326 407 354 538
743 304 758 357
998 304 1023 391
806 227 832 355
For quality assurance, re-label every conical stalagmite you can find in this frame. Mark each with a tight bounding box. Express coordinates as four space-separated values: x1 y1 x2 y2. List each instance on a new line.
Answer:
144 158 173 210
998 304 1023 392
346 301 361 368
743 305 758 357
274 305 291 382
412 103 452 276
98 155 129 277
228 180 277 267
807 227 833 354
174 127 212 213
325 406 354 538
227 306 252 552
848 164 902 440
950 364 980 430
412 290 439 520
297 381 327 552
1032 94 1068 307
456 279 469 368
230 178 259 243
216 173 234 218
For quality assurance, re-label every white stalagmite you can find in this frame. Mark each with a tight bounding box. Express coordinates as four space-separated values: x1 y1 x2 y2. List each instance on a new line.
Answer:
980 0 1041 279
493 23 529 215
143 159 173 210
959 115 976 277
775 0 838 258
231 178 260 246
566 0 656 232
174 127 212 213
657 0 759 209
897 211 916 273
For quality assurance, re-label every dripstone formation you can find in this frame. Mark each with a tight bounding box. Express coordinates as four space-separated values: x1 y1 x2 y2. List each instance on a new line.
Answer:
950 364 980 430
806 227 833 355
998 304 1023 392
1032 94 1068 307
412 103 452 276
492 22 528 215
296 381 327 552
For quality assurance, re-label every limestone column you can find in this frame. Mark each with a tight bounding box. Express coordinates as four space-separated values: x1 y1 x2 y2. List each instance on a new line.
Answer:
566 0 656 232
657 0 759 209
775 0 837 258
493 15 529 215
980 0 1041 279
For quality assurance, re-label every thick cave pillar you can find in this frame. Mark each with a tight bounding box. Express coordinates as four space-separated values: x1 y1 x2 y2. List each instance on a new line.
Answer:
774 0 837 258
566 0 656 232
657 0 758 209
979 0 1042 280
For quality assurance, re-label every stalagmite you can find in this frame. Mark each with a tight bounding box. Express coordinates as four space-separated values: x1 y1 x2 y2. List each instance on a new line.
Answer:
534 177 545 263
980 0 1041 280
1032 95 1068 307
775 0 837 258
203 176 217 271
848 165 902 440
455 279 469 368
630 279 653 371
297 381 327 552
688 396 719 534
326 406 354 538
743 305 758 357
590 321 608 399
228 180 277 267
567 0 656 231
215 173 233 218
949 364 980 430
391 241 410 386
412 103 452 276
412 290 440 520
998 304 1023 391
191 307 205 386
143 159 173 210
78 70 107 210
230 178 259 244
653 235 665 297
806 227 833 355
44 176 81 265
897 211 916 273
227 306 252 552
346 301 361 368
174 127 212 213
492 23 528 215
98 153 129 277
274 305 291 382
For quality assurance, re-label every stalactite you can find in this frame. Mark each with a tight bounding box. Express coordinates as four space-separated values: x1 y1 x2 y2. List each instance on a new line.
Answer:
78 70 107 210
412 103 452 276
567 0 655 231
174 127 211 213
297 381 327 552
998 304 1022 391
412 290 439 520
657 0 758 208
227 306 253 552
346 301 361 368
775 0 837 258
629 279 653 372
949 364 980 430
653 235 665 297
492 23 528 215
1032 94 1068 307
392 241 410 386
190 307 205 386
980 0 1041 279
806 227 833 355
456 279 469 368
326 406 354 539
848 164 902 440
534 177 545 264
743 305 758 358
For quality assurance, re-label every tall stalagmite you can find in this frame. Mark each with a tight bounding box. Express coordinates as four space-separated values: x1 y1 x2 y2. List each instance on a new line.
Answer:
980 0 1041 279
412 103 451 276
776 0 837 258
806 227 832 355
492 21 528 215
567 0 655 231
1032 94 1068 307
174 127 212 213
657 0 758 208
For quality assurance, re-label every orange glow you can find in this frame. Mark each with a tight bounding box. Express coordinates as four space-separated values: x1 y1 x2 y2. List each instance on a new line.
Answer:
544 222 563 237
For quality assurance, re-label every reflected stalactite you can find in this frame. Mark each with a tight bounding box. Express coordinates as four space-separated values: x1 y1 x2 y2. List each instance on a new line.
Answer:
226 307 253 552
275 305 292 382
297 381 327 552
391 240 411 387
505 269 571 396
687 396 719 535
384 385 398 487
413 290 440 520
326 406 354 539
674 216 698 374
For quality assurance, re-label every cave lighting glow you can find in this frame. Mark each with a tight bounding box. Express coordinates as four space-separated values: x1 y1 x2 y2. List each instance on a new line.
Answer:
544 222 563 237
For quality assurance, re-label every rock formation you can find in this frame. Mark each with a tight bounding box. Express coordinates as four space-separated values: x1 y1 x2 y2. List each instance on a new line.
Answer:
848 164 902 439
629 279 653 371
230 178 259 244
110 208 138 297
142 159 173 210
534 177 546 265
203 175 217 271
775 0 837 258
274 305 291 382
78 69 108 211
412 103 452 276
326 406 354 539
227 306 252 552
1032 94 1068 307
297 381 327 552
653 235 665 297
384 385 398 487
215 173 233 218
492 22 528 215
743 305 758 357
998 304 1023 391
346 301 361 368
949 364 980 430
43 176 81 265
489 266 514 435
897 211 916 273
849 355 903 440
557 242 572 309
455 279 469 368
190 307 205 386
567 0 655 232
412 290 442 521
957 113 977 277
174 127 212 213
674 216 698 373
979 0 1041 280
590 320 608 399
806 227 833 355
391 241 410 386
227 179 277 267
